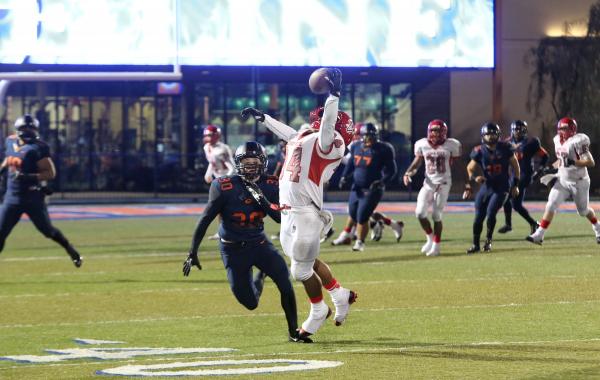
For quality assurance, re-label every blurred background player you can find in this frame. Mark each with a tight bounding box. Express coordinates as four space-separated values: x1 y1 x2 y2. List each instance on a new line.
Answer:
403 119 461 256
0 115 82 267
333 122 399 252
464 122 520 254
202 124 235 240
527 117 600 244
497 120 548 234
241 67 357 341
183 141 310 343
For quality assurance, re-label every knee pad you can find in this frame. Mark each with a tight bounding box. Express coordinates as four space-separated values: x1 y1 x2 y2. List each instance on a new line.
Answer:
415 207 428 220
290 260 314 282
432 209 443 222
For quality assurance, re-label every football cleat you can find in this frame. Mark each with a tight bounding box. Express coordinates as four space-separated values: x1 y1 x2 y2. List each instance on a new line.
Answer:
352 240 365 252
391 221 404 242
525 235 543 245
466 245 480 254
421 238 433 254
483 239 492 252
530 223 540 235
300 306 332 336
498 225 512 234
289 330 313 343
426 244 440 257
333 289 358 326
73 257 83 268
331 234 352 246
370 220 384 241
320 227 335 244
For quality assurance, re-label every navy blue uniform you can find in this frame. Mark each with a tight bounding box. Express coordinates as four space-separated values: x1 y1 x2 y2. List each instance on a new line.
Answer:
502 137 548 228
342 141 397 224
469 141 515 245
189 174 298 333
0 135 80 262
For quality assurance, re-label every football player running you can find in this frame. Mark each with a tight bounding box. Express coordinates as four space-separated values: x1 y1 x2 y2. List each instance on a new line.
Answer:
498 120 548 235
333 122 399 252
527 117 600 244
240 68 357 341
0 115 82 267
403 119 461 257
183 141 311 343
202 125 235 240
464 122 520 253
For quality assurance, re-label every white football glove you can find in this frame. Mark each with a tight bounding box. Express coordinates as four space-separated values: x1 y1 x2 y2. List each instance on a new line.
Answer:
540 173 558 187
318 209 334 240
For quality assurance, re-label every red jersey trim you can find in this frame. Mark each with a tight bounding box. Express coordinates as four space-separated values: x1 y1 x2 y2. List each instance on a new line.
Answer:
308 140 341 186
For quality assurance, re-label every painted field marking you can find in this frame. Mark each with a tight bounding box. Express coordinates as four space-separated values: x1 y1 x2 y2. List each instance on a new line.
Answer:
2 337 600 371
96 359 343 377
0 275 586 299
2 298 600 329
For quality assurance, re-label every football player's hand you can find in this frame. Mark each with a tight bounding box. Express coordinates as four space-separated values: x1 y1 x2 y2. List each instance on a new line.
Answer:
462 187 472 200
241 107 265 122
475 176 486 184
325 68 342 97
183 251 202 277
242 179 267 205
540 173 558 187
338 176 347 190
403 174 412 187
511 185 520 198
369 180 385 191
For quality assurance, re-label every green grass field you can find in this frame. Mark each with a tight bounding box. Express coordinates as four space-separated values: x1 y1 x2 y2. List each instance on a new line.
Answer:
1 210 600 379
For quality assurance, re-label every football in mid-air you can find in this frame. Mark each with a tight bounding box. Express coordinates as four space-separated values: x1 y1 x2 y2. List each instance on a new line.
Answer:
308 68 331 94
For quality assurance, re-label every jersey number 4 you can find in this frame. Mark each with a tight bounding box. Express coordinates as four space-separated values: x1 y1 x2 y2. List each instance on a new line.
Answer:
283 146 302 182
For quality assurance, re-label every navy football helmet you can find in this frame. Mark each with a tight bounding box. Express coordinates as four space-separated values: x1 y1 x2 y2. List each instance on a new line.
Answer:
14 114 40 143
234 141 268 182
481 122 501 145
510 120 528 142
358 122 378 145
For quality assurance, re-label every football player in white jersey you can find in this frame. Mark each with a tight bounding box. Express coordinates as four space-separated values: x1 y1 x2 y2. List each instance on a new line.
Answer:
240 68 357 341
202 125 235 240
527 117 600 244
403 120 462 256
203 125 235 184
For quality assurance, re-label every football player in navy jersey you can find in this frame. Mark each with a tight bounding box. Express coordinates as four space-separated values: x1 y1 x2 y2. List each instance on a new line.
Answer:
498 120 548 234
0 115 82 267
331 123 400 252
463 122 520 253
182 141 311 343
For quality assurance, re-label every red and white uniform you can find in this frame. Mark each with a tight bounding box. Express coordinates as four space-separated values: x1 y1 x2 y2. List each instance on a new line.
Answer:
263 96 344 264
414 137 461 221
279 130 345 210
203 142 235 183
547 133 592 215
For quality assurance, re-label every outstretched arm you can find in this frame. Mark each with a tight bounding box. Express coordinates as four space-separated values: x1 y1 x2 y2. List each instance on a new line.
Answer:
318 95 339 152
240 107 297 142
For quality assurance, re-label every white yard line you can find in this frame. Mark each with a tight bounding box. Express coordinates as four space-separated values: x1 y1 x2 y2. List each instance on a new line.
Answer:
2 337 600 371
0 275 585 299
1 299 600 329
